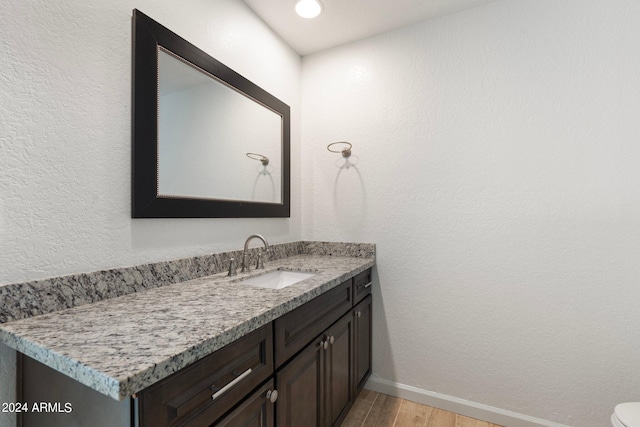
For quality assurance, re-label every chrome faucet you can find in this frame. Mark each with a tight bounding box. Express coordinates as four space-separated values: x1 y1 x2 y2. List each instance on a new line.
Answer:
241 234 270 273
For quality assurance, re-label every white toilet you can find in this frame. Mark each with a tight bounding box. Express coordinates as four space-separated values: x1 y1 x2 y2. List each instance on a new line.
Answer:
612 402 640 427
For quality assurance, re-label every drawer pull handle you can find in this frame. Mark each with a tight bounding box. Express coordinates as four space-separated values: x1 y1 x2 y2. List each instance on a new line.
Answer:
359 282 372 289
211 368 253 401
266 389 278 403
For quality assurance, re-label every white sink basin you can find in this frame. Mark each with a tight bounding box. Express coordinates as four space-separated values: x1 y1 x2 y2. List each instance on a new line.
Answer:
239 270 316 289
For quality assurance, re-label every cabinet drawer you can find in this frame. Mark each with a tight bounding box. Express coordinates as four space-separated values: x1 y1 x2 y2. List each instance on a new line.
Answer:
138 323 273 427
352 269 372 304
274 280 352 367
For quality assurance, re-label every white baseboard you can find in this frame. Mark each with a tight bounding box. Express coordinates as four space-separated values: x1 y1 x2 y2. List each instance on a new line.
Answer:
364 377 574 427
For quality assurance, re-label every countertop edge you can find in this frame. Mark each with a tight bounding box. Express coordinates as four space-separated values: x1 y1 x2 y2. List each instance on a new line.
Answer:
0 328 122 400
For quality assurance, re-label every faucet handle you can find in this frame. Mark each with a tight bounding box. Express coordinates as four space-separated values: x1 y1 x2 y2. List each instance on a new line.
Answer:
227 257 237 276
256 251 264 269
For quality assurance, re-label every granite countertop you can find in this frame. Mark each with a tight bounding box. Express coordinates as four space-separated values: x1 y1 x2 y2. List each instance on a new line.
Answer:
0 254 374 401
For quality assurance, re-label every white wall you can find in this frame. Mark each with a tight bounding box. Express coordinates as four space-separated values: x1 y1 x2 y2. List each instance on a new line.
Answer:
0 1 300 426
301 1 640 426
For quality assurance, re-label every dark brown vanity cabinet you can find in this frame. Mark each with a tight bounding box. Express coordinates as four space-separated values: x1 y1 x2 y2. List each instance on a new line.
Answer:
137 268 373 427
274 268 372 427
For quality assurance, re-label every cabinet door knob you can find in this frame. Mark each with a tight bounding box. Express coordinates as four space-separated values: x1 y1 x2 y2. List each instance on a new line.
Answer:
329 335 335 345
266 389 278 403
356 311 362 318
322 340 329 350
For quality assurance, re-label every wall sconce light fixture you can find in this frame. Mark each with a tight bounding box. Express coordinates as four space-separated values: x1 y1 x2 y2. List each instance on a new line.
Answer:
246 152 269 166
327 141 352 158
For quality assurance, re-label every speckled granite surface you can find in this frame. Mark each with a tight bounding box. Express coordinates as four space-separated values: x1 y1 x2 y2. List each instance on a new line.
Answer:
0 241 374 323
0 243 374 401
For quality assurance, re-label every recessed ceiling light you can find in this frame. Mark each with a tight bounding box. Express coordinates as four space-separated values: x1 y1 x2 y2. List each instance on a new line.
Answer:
295 0 323 19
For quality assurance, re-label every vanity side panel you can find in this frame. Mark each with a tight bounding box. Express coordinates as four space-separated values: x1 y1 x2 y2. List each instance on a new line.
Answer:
21 355 131 427
0 343 18 427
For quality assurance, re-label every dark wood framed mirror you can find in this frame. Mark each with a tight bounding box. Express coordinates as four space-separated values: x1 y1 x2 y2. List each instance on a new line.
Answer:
132 9 290 218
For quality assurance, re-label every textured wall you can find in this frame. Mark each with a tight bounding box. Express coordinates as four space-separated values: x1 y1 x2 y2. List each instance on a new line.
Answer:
301 0 640 426
0 1 301 425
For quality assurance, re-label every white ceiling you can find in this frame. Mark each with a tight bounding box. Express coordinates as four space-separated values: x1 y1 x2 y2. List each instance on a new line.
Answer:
242 0 499 56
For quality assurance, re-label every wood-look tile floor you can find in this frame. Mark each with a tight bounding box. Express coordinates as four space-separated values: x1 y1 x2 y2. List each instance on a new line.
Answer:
342 390 504 427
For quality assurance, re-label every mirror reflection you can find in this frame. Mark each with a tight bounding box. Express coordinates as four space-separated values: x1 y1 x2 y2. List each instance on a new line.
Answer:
157 49 282 203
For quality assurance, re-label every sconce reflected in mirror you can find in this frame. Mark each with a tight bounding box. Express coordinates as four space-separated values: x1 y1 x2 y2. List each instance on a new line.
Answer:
327 141 352 158
247 152 276 201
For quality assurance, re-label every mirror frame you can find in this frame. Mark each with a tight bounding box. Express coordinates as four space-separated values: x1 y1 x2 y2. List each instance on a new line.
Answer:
132 9 290 218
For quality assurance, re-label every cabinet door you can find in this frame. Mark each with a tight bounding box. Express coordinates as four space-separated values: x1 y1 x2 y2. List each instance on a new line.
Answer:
276 337 324 427
353 295 372 396
214 380 275 427
324 312 354 427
